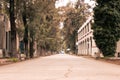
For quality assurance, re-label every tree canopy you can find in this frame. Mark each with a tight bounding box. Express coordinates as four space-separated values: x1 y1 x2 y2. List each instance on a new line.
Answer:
1 0 61 57
93 0 120 56
63 0 89 54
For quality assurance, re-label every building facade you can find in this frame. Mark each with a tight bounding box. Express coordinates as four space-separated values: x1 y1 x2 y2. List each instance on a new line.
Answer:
77 17 120 57
77 17 100 57
0 14 11 58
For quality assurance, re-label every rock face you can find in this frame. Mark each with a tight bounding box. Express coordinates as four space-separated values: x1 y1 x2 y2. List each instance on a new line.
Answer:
0 14 11 58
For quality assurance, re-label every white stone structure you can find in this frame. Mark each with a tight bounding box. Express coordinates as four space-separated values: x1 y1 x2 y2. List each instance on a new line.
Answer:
116 40 120 57
77 17 99 57
77 16 120 57
0 14 11 58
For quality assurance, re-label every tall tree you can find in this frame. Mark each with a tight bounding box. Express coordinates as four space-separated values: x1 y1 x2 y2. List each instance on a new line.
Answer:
63 1 87 54
93 0 120 56
9 0 18 57
21 0 36 58
34 0 60 55
2 0 60 58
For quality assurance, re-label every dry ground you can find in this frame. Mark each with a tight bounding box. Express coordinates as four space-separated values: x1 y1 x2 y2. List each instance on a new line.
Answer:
0 54 120 80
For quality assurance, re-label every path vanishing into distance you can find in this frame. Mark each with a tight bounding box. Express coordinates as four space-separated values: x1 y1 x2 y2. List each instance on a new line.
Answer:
0 54 120 80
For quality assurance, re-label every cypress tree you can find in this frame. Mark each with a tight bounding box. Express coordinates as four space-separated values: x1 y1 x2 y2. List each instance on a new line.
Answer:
93 0 120 57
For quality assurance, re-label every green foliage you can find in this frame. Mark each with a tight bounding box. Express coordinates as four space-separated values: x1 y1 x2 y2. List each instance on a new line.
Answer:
93 0 120 57
28 0 60 52
63 1 87 54
2 0 60 57
9 58 19 62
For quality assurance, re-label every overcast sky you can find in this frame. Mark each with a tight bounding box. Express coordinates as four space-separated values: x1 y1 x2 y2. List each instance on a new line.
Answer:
55 0 93 8
56 0 95 29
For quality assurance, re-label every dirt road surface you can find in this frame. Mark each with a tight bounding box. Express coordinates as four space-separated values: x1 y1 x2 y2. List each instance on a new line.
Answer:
0 54 120 80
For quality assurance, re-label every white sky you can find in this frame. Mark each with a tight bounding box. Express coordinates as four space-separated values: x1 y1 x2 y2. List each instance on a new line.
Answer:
59 22 64 29
55 0 94 8
56 0 95 29
55 0 76 8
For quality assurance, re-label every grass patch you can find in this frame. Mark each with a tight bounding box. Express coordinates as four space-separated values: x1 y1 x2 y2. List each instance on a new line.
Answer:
9 58 19 62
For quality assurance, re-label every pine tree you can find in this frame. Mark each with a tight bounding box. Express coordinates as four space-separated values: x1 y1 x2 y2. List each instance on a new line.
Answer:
93 0 120 56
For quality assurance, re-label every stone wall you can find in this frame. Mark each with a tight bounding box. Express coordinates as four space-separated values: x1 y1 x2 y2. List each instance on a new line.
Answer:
77 17 120 57
77 17 99 57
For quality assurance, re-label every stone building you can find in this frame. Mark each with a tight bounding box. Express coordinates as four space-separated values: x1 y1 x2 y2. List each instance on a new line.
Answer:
77 17 99 57
116 41 120 57
0 14 11 58
77 17 120 57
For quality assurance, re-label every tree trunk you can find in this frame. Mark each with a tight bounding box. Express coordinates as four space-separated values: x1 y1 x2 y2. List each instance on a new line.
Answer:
23 1 29 59
30 37 34 58
24 26 29 58
10 0 17 57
